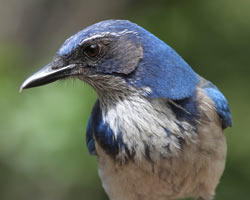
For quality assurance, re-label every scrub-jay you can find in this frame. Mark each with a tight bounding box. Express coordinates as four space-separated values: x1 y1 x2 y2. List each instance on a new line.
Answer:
20 20 232 200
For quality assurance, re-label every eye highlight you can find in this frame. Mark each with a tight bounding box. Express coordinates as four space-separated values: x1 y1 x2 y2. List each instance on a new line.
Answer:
84 43 100 58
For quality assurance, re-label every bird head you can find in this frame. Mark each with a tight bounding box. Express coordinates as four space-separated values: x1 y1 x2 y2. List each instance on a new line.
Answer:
20 20 199 100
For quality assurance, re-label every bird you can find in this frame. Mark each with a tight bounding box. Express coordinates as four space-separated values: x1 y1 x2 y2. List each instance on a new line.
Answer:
20 20 232 200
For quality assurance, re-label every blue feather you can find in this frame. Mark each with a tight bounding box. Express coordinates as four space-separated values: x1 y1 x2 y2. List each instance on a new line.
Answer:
127 31 200 99
169 91 199 128
86 100 126 156
57 20 139 56
203 82 232 129
57 20 200 100
86 113 96 155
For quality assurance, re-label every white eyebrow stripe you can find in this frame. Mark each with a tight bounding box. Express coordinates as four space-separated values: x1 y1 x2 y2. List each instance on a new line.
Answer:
79 30 139 46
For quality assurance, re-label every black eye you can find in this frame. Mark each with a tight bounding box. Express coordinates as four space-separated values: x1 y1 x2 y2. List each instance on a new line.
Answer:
84 43 100 58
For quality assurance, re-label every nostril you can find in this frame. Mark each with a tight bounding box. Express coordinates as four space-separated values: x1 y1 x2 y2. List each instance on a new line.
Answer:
51 57 65 70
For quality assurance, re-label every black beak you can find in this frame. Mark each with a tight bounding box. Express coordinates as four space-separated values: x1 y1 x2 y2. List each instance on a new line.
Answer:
19 59 76 92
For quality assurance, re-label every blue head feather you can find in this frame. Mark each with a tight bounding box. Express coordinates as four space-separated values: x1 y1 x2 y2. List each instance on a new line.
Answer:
57 20 200 100
126 26 200 99
58 20 140 56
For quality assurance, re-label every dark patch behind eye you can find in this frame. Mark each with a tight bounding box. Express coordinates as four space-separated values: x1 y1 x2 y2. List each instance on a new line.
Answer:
97 36 143 75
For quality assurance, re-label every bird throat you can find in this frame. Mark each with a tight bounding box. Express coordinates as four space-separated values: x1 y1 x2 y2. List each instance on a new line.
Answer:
98 92 197 163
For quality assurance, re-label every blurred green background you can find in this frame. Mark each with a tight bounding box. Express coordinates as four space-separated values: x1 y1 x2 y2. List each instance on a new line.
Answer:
0 0 249 199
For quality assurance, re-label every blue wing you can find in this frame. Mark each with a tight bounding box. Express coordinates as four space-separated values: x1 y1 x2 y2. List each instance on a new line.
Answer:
203 82 232 129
